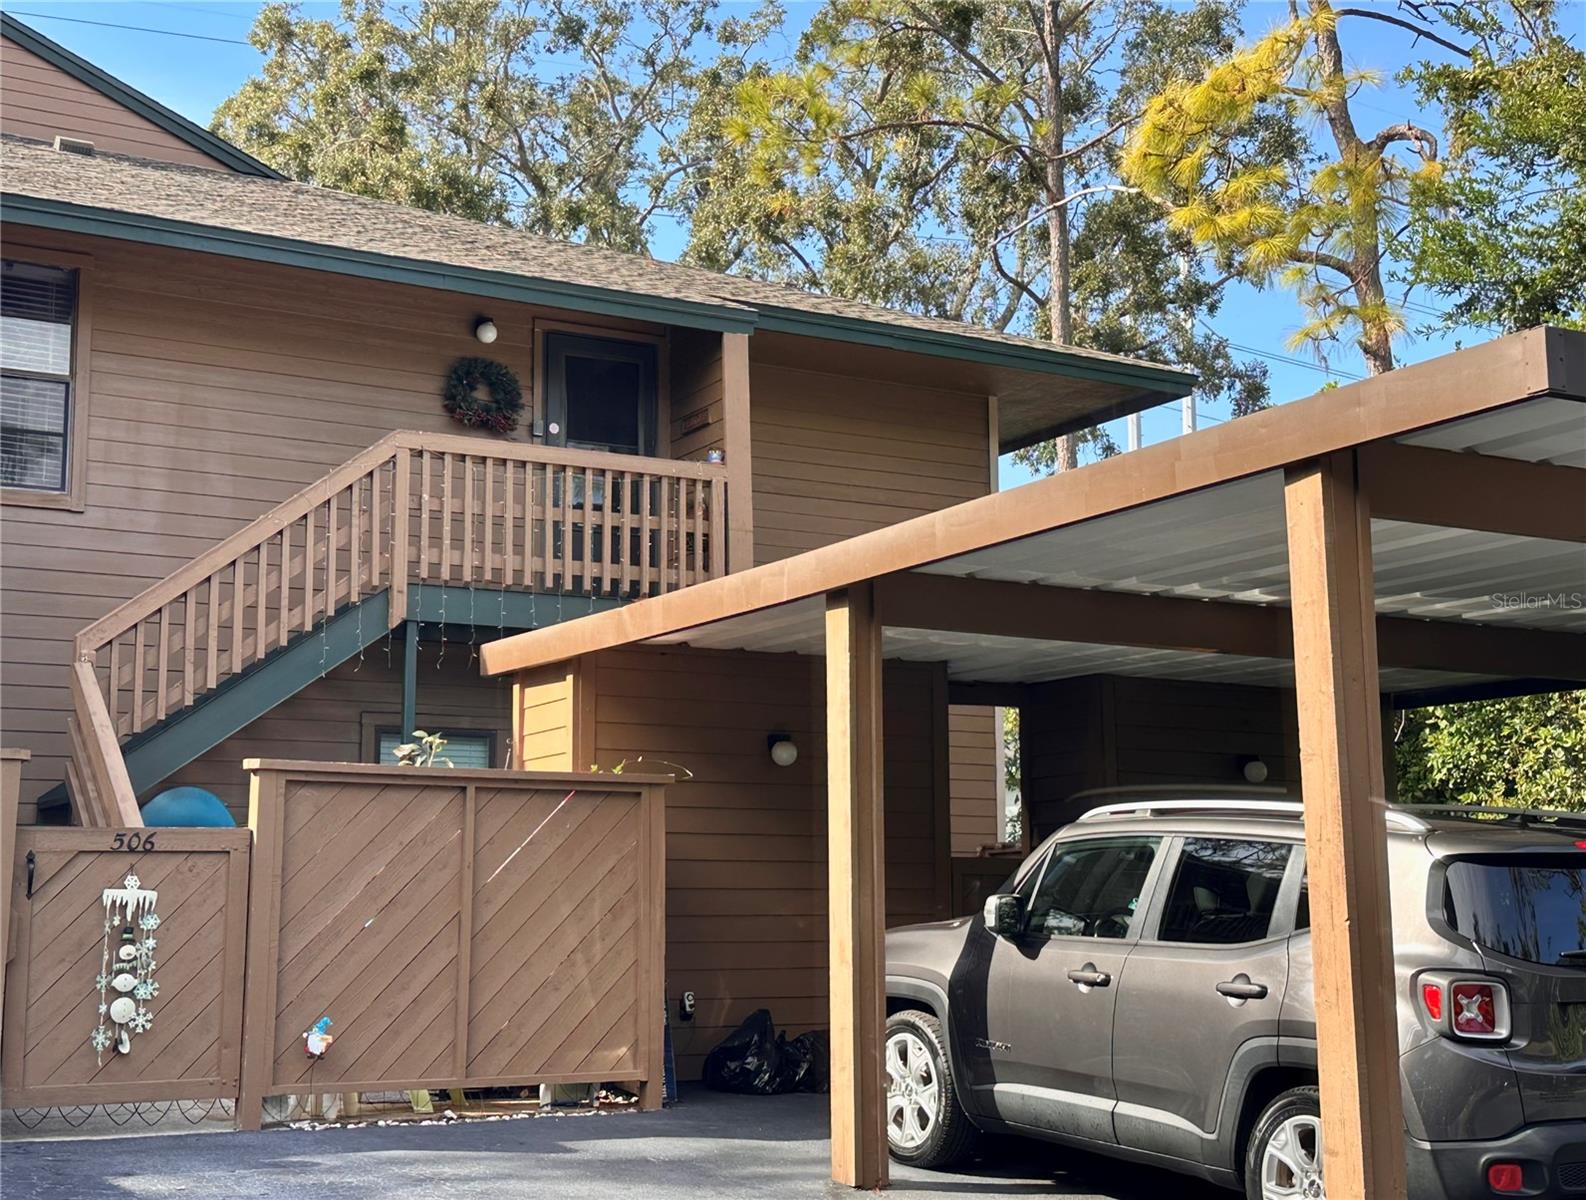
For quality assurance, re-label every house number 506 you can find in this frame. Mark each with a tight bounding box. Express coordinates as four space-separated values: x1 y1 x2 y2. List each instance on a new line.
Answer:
111 832 156 851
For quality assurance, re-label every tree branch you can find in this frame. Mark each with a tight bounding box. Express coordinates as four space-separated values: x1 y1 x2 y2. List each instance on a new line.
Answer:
991 185 1141 247
1368 121 1439 160
1047 116 1130 165
1332 8 1471 57
1289 247 1357 281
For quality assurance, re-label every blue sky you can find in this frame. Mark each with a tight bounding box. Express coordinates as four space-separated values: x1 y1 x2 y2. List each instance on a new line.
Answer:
3 1 1524 484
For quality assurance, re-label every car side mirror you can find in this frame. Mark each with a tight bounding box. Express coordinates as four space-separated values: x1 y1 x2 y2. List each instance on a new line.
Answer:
983 893 1026 938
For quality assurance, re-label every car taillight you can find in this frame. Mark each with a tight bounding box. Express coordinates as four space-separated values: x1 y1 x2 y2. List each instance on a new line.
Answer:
1487 1162 1525 1193
1421 981 1443 1022
1418 972 1511 1041
1451 981 1503 1038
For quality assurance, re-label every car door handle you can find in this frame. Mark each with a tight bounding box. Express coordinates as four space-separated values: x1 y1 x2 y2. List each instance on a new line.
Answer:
1067 965 1112 988
1216 977 1269 1000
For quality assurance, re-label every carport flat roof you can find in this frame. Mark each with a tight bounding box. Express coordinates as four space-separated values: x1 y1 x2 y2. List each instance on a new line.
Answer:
481 327 1586 697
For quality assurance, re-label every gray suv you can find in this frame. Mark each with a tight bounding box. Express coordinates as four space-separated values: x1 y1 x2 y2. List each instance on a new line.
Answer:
884 792 1586 1199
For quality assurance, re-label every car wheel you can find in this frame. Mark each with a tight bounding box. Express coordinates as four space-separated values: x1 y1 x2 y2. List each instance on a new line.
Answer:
884 1009 979 1170
1244 1085 1324 1200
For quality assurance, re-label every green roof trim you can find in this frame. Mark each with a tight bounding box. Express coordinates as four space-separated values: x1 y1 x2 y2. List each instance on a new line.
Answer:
1 12 284 179
2 194 762 334
753 306 1196 395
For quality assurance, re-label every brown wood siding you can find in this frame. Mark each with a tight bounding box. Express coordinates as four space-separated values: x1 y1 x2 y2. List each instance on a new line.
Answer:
159 643 513 821
1021 675 1301 839
1020 677 1108 839
948 705 1001 854
747 356 991 566
669 327 725 460
0 228 689 821
1110 676 1300 789
580 645 943 1080
0 38 232 170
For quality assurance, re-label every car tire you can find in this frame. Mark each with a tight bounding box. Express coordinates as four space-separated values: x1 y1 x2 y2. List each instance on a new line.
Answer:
1244 1085 1324 1200
884 1009 979 1170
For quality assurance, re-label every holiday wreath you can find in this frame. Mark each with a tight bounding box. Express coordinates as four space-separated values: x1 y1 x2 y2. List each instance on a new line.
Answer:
443 357 523 434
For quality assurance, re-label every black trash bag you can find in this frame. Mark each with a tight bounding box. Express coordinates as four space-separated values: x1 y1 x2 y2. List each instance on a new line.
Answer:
785 1029 829 1094
702 1010 830 1095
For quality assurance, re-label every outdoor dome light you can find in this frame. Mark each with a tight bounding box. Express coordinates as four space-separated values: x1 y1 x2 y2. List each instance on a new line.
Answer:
474 316 498 344
1241 756 1270 785
768 734 798 768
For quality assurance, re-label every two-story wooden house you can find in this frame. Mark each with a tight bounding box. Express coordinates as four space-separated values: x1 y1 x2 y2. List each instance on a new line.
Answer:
0 17 1199 1073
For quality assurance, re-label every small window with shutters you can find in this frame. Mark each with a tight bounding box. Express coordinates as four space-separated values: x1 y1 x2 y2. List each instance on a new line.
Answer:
1 259 79 498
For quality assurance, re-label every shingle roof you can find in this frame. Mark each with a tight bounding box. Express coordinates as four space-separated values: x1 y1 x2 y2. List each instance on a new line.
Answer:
0 134 1194 400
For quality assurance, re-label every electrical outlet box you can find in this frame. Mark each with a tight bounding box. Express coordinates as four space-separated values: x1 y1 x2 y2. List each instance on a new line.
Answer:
680 990 696 1022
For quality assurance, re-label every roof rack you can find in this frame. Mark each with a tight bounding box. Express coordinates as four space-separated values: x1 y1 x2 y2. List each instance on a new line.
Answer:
1402 805 1586 833
1077 799 1304 822
1076 798 1430 833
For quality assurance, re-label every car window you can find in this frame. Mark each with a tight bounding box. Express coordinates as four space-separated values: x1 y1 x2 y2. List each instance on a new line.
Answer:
1013 850 1049 900
1025 837 1160 939
1159 839 1294 945
1444 855 1586 967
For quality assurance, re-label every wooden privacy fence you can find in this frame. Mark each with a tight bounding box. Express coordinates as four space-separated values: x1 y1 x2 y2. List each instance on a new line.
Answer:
1 827 250 1106
1 748 30 1051
239 761 667 1129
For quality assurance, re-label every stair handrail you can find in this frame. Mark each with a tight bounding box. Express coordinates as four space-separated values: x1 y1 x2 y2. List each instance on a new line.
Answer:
73 432 408 661
73 431 730 663
68 660 141 825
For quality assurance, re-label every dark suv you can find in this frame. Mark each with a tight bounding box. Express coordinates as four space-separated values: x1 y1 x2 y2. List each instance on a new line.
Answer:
884 792 1586 1199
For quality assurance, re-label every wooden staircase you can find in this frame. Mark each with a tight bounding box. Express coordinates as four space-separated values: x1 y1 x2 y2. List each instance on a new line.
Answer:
67 432 729 825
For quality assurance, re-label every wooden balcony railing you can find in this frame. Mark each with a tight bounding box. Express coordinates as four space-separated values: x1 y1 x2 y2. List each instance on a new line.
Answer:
71 432 729 761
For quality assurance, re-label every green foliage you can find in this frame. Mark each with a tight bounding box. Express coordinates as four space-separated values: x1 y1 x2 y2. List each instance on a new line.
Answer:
215 0 776 250
1002 705 1021 844
394 729 453 767
1398 1 1586 333
1394 692 1586 811
1121 0 1450 374
684 0 1270 470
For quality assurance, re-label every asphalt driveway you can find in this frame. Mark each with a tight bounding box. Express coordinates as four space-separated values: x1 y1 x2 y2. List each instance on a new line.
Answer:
0 1087 1228 1199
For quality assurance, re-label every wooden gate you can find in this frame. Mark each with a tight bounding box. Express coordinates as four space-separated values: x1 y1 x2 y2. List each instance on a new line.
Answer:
239 761 666 1129
1 827 250 1105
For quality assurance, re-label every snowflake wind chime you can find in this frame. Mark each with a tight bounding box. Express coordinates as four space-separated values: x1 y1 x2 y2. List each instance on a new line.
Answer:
91 873 161 1062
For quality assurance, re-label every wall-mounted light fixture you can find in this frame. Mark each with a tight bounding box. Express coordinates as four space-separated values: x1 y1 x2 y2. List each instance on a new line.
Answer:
473 316 498 344
1239 756 1270 785
768 733 799 768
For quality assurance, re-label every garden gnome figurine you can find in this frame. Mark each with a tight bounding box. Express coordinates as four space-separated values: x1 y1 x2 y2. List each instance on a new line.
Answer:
304 1016 334 1058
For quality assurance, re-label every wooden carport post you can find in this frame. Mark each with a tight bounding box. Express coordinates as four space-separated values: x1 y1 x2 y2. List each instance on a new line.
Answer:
1283 451 1407 1200
825 583 888 1190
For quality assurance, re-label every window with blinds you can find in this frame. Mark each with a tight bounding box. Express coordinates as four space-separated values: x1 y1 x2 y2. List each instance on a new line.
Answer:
377 731 496 769
2 260 77 492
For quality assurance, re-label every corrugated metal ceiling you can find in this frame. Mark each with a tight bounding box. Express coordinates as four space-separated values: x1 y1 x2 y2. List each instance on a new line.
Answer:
649 395 1584 689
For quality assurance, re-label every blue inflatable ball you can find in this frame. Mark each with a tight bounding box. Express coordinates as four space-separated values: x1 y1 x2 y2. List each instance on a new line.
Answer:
140 786 236 827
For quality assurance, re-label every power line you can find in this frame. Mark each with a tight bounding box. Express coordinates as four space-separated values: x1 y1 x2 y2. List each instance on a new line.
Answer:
146 2 257 22
5 10 253 46
1226 338 1364 381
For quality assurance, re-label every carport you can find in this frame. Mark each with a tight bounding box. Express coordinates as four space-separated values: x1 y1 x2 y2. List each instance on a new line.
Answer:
482 327 1586 1199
